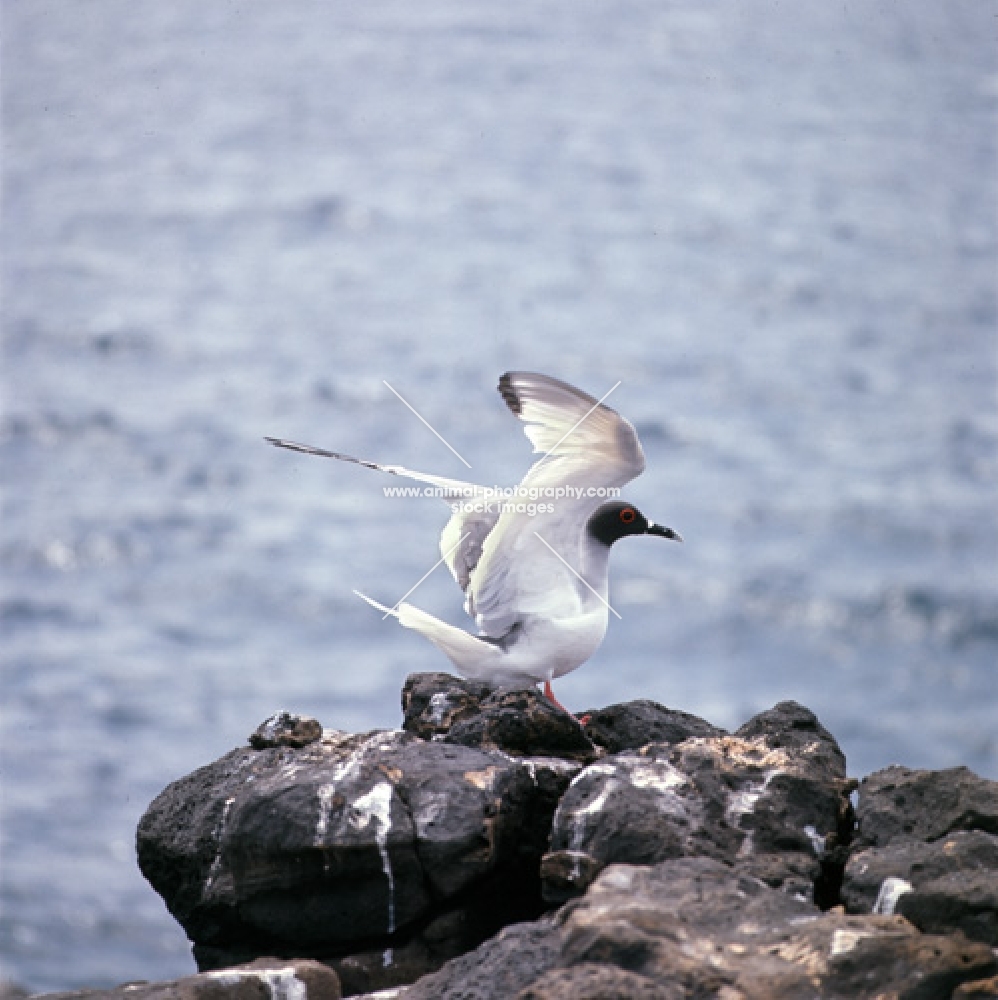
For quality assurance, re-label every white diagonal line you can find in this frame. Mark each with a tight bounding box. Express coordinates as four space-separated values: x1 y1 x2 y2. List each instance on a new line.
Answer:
541 380 622 459
384 532 471 618
532 531 622 620
383 380 472 468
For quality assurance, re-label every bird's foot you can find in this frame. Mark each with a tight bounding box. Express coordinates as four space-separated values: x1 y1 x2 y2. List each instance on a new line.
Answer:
542 679 569 711
543 680 590 727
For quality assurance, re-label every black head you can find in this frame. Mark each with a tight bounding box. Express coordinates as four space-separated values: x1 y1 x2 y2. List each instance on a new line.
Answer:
586 501 682 548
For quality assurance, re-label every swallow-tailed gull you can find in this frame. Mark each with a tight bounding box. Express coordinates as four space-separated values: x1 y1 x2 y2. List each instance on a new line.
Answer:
267 372 680 711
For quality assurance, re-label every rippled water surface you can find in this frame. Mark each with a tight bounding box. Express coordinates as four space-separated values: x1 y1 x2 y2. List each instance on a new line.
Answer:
2 1 996 991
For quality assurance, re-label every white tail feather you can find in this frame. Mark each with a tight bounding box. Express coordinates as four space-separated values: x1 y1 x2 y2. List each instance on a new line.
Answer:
353 589 398 618
266 436 481 497
355 591 503 678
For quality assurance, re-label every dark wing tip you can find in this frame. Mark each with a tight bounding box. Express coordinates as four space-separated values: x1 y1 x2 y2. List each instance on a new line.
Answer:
497 372 522 414
498 370 607 418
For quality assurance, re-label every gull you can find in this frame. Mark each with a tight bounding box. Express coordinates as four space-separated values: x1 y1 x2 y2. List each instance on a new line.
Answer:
266 372 681 712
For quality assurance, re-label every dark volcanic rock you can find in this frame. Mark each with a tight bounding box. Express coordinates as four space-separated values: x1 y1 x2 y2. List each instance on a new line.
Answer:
541 701 853 903
388 858 997 999
580 698 725 754
401 673 494 740
137 727 564 994
403 675 722 762
137 682 998 999
540 748 702 902
249 711 323 749
402 672 596 761
446 689 597 762
399 920 563 1000
856 764 998 847
36 958 341 1000
842 770 998 946
735 700 846 771
843 830 998 912
518 964 683 1000
898 870 998 946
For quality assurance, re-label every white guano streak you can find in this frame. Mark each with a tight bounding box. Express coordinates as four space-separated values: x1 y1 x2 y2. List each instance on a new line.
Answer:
313 737 382 848
872 876 913 916
204 796 236 893
566 780 617 881
727 769 781 860
428 691 451 725
351 781 396 966
628 761 688 796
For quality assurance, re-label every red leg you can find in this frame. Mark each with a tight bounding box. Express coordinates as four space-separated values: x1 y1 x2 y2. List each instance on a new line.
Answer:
543 679 567 711
543 680 590 726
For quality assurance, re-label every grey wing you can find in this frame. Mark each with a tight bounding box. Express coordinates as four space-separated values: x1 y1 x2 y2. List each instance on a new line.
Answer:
439 503 502 597
496 372 646 489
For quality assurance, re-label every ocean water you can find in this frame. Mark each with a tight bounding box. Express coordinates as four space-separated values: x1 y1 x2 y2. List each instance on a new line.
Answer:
2 1 995 991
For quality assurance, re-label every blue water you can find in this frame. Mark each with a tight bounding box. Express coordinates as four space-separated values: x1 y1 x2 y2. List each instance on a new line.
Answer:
2 1 995 992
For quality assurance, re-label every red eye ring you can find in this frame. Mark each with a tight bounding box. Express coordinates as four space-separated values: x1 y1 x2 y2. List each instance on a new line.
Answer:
620 508 636 524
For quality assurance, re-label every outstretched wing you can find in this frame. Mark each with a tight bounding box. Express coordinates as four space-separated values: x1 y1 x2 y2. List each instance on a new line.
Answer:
466 373 647 635
497 372 645 491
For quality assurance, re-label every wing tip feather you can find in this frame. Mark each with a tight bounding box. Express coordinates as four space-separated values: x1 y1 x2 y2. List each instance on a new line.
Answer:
497 372 522 414
497 371 605 419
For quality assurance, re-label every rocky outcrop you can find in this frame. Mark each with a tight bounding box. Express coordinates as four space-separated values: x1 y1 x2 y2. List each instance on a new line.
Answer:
853 765 998 847
390 858 996 1000
841 765 998 946
137 724 577 995
540 701 853 905
579 698 725 754
401 672 597 761
249 711 324 750
131 674 998 1000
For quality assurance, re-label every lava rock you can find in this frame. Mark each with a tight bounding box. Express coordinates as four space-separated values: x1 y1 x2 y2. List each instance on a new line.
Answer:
897 870 998 946
843 830 998 914
401 673 495 740
843 780 998 946
137 727 562 994
540 747 708 902
32 958 341 1000
137 686 998 1000
518 964 683 1000
855 765 998 847
249 711 323 749
554 859 995 999
445 689 597 761
541 701 853 903
386 858 997 999
579 698 725 754
735 699 847 776
396 920 563 1000
402 673 596 762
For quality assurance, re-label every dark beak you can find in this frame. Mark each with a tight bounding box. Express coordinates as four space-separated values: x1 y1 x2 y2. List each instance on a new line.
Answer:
647 521 683 542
